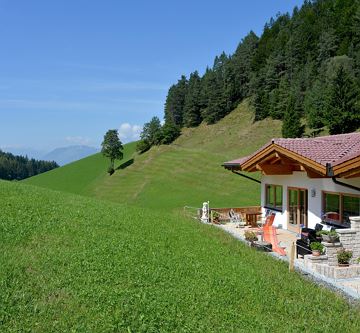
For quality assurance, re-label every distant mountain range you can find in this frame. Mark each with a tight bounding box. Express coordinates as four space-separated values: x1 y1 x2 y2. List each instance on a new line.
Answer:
42 146 99 166
2 145 99 166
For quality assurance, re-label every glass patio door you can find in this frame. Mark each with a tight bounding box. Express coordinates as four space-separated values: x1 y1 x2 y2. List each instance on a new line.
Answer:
288 188 308 232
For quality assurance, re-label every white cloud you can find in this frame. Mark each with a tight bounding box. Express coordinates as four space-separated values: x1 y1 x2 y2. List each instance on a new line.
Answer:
65 136 91 145
118 123 142 142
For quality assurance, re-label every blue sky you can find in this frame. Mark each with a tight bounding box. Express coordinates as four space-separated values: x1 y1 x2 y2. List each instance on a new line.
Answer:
0 0 303 153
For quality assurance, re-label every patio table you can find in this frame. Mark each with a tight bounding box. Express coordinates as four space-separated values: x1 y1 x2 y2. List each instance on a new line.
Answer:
246 212 262 228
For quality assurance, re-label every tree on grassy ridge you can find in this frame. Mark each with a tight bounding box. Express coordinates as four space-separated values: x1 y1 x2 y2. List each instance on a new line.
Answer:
161 122 181 144
136 117 164 153
101 129 123 175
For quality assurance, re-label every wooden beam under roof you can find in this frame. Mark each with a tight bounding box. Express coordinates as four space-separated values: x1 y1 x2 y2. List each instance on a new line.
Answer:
256 163 294 175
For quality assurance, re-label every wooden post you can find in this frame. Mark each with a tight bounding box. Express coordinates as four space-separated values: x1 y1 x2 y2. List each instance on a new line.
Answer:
289 242 295 272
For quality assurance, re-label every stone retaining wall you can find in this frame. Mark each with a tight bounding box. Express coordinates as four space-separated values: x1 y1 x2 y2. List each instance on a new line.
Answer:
304 217 360 279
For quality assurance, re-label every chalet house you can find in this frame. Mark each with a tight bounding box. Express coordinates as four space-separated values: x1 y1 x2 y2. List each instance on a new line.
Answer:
223 133 360 232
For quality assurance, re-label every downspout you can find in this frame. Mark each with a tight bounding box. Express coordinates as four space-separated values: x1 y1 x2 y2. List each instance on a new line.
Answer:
326 163 360 192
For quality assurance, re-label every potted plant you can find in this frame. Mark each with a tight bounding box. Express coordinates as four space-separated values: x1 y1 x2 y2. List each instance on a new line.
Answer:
337 249 353 267
316 230 340 243
310 242 324 256
316 230 329 242
244 230 258 244
328 230 340 243
212 211 220 224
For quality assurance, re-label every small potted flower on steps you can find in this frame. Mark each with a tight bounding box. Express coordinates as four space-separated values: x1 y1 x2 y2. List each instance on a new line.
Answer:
244 230 258 246
337 249 353 267
310 242 324 256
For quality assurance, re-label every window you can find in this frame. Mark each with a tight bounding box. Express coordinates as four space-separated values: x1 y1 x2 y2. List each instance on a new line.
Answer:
265 184 283 211
323 193 340 221
343 195 360 223
323 192 360 224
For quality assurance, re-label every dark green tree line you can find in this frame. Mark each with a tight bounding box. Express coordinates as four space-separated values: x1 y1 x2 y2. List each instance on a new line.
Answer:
0 150 58 181
141 0 360 151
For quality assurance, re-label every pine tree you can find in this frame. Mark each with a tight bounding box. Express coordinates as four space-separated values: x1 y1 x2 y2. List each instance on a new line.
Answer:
232 31 259 99
201 54 229 124
325 65 360 134
317 29 338 65
272 76 290 119
164 76 188 127
304 79 327 130
282 94 304 138
183 71 202 127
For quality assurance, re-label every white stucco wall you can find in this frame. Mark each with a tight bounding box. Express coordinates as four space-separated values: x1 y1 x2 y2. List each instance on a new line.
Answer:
260 172 360 230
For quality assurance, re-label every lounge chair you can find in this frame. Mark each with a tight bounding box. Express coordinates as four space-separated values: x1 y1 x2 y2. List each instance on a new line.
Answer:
263 225 286 256
260 213 286 256
229 209 246 227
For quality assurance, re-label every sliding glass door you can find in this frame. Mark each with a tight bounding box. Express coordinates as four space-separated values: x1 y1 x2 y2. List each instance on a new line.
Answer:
288 188 308 232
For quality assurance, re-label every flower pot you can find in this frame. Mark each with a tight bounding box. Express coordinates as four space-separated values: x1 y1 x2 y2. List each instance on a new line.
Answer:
329 235 340 243
322 235 330 242
338 263 350 267
312 250 321 256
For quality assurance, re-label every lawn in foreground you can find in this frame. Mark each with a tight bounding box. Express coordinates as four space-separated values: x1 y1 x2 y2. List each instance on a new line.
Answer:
1 180 360 332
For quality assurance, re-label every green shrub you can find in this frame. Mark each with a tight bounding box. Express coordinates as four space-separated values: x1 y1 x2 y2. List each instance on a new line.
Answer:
337 249 353 264
244 230 258 242
310 242 324 253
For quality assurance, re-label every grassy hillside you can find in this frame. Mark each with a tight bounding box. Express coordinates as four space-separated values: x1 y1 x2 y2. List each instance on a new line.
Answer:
1 180 360 332
25 100 282 210
24 141 137 196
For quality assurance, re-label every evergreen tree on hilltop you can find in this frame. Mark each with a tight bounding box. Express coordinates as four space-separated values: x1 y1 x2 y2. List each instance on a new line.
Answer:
282 94 304 138
183 71 202 127
232 31 259 99
325 64 360 134
304 79 327 130
202 53 229 124
164 76 188 127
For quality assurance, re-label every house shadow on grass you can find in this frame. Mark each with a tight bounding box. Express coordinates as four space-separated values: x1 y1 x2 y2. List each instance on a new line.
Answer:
116 158 134 170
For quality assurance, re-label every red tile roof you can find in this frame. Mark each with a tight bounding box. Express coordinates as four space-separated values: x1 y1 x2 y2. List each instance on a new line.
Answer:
223 132 360 168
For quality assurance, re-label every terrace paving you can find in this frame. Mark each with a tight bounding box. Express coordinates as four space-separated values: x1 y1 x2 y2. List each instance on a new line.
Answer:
217 222 360 300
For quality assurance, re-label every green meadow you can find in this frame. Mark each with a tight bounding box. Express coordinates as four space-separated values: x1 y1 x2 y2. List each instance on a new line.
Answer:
1 180 360 332
2 100 358 331
26 101 281 210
